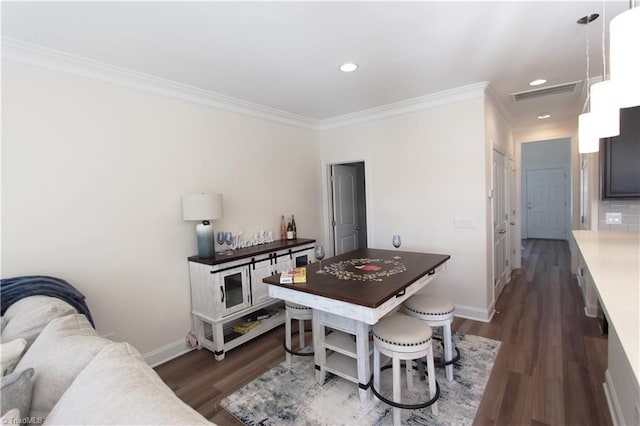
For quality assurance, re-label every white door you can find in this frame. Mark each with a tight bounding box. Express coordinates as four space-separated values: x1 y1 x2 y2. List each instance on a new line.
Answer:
526 168 567 239
493 149 509 298
332 164 359 255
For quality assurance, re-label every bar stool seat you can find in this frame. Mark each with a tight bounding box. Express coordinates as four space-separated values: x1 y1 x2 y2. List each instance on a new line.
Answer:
372 313 439 426
284 302 313 365
403 295 458 381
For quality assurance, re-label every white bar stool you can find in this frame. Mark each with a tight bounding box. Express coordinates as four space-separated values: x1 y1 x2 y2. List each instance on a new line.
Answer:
372 313 439 426
403 295 457 381
284 301 313 365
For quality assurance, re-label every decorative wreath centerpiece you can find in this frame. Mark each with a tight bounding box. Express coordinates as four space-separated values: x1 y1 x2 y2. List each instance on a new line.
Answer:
324 258 406 281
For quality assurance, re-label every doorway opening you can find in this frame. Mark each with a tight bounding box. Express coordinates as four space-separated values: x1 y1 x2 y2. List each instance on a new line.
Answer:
521 138 571 241
327 161 368 255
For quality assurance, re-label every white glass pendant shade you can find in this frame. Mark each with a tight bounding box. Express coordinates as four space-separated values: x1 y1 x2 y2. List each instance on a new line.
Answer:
610 7 640 108
578 112 600 153
590 81 620 137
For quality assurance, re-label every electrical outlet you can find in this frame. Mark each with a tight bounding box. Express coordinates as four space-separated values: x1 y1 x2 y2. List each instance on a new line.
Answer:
605 212 622 225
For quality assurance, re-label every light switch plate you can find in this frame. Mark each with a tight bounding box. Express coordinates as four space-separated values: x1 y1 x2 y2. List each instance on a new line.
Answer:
454 216 475 229
605 212 622 224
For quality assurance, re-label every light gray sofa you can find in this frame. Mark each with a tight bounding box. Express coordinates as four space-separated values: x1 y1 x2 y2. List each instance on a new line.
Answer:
1 295 213 425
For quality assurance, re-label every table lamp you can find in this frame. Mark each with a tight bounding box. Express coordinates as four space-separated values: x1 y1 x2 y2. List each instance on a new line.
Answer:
182 193 223 258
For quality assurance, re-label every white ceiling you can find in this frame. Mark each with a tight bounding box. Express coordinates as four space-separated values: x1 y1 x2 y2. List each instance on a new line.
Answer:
1 1 628 130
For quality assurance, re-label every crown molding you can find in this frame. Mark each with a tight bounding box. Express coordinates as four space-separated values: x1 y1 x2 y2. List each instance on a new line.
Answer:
1 37 320 130
2 37 491 132
318 82 490 130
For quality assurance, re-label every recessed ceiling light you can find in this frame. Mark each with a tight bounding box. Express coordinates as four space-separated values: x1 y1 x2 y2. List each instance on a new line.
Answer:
538 113 551 119
339 63 358 73
530 79 547 86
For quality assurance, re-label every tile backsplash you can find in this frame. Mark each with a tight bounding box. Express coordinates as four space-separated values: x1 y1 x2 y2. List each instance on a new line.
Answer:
598 200 640 232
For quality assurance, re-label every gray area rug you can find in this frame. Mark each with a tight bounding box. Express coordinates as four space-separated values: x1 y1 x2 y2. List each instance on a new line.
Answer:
221 333 500 425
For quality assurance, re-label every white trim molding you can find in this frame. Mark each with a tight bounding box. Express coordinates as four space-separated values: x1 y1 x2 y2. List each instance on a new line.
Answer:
143 338 194 368
3 37 491 132
604 369 625 426
454 303 494 323
319 82 490 130
2 37 320 130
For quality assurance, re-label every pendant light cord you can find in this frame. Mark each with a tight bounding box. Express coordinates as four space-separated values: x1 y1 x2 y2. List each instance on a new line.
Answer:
602 0 606 79
583 18 591 113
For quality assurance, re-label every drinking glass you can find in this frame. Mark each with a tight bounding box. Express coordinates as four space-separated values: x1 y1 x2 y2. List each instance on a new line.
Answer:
315 245 326 274
392 235 402 259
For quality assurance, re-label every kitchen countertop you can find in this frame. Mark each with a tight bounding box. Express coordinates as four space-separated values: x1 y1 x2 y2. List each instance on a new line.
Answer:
572 230 640 384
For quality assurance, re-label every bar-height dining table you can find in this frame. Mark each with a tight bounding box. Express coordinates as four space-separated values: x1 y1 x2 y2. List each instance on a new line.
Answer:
263 248 450 402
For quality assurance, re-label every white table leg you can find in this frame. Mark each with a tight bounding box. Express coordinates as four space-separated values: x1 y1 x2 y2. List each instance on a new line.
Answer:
312 309 327 385
355 320 371 402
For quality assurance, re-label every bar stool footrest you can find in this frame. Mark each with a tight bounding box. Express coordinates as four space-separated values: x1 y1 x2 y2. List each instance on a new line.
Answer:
431 336 461 367
283 340 315 356
369 363 441 410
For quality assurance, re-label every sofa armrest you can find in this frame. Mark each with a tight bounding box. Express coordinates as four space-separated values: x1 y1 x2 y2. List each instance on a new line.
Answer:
1 296 76 349
44 342 214 425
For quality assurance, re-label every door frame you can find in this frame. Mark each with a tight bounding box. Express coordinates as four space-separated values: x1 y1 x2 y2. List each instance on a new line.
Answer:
321 156 372 257
491 146 511 309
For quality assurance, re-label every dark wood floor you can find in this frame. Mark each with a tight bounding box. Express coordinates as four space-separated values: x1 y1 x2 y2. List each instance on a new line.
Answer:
155 239 611 426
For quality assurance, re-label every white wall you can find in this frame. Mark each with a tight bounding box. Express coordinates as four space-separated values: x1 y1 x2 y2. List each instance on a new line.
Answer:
318 97 493 319
1 63 322 361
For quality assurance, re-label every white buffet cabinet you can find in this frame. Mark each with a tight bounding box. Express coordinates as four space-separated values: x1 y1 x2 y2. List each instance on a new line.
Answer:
188 239 315 360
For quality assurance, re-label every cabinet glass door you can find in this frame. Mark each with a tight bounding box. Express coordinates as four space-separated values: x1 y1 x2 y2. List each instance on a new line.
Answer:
219 267 249 316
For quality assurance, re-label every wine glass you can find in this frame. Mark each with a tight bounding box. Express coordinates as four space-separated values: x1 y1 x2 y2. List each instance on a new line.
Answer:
224 232 233 253
216 232 225 248
315 245 326 274
392 235 402 259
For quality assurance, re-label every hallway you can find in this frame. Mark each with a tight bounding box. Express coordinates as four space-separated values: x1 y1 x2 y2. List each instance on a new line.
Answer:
456 239 611 425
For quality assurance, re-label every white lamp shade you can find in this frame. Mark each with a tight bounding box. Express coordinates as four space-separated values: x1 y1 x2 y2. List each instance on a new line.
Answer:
590 81 620 138
578 112 600 153
182 193 223 221
610 7 640 108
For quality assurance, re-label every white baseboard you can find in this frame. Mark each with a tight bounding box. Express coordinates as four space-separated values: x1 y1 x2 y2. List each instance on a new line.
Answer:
142 305 493 365
454 304 494 323
604 369 624 426
143 338 194 368
584 305 598 318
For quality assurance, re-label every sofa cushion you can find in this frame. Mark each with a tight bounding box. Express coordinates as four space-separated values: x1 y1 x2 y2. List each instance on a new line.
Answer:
14 314 109 420
44 342 212 425
1 408 21 425
1 296 76 348
0 338 27 376
1 368 34 417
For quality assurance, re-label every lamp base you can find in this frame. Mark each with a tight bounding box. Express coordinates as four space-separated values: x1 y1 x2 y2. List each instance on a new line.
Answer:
195 222 215 258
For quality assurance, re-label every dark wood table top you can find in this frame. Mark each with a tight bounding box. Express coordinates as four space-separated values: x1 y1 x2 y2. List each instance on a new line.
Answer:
188 238 316 265
263 248 450 308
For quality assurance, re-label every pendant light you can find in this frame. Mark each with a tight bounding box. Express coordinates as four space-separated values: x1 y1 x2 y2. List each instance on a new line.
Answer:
609 3 640 108
578 112 600 153
589 1 620 138
578 13 601 153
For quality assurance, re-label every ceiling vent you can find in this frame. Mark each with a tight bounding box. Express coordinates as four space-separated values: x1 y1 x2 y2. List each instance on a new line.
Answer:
512 81 581 102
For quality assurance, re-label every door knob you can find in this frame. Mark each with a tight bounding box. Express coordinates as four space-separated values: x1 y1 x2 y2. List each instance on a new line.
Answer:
499 230 506 234
355 226 361 231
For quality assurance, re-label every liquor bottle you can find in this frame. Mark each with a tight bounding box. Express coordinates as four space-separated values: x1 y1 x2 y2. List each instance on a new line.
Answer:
291 215 297 239
286 220 294 240
280 215 286 241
